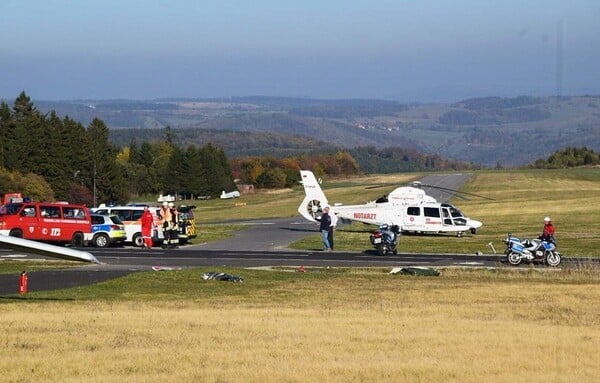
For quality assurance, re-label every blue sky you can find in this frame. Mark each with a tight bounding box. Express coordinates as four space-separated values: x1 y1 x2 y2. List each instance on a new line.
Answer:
1 0 599 101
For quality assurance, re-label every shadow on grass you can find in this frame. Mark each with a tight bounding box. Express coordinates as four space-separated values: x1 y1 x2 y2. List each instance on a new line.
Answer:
0 295 76 301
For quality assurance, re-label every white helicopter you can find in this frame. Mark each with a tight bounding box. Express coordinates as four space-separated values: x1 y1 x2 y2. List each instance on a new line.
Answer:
298 170 485 237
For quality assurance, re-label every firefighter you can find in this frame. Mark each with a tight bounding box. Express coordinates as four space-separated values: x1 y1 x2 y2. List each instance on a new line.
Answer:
167 202 179 248
158 201 173 248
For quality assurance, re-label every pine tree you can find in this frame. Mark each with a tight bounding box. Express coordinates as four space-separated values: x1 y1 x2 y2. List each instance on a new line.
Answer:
87 118 127 205
199 143 235 197
164 145 185 195
0 101 14 168
10 92 46 173
184 145 204 197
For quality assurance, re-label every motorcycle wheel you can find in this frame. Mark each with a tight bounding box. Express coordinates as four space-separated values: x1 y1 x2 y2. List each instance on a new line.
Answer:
506 251 522 266
545 251 561 267
377 246 385 256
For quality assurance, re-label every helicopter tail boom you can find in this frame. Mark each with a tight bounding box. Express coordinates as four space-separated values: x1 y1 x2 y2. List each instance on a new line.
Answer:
298 170 329 222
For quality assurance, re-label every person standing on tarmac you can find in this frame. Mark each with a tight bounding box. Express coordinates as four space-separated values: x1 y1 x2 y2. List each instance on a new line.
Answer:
141 206 155 249
317 206 332 251
167 202 179 248
158 201 173 248
328 210 338 251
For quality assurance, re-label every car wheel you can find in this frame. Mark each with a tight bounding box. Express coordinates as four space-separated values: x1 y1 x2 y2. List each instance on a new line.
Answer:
94 233 110 248
133 233 144 247
71 232 84 247
9 229 23 238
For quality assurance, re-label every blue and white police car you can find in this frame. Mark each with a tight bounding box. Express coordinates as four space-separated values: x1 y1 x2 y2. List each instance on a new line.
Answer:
90 213 127 247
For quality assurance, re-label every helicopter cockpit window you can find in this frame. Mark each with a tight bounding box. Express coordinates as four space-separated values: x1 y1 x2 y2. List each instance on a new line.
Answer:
442 204 464 218
375 195 388 203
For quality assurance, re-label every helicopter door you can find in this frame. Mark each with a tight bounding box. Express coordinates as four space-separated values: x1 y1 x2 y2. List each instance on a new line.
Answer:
442 207 453 226
403 206 422 230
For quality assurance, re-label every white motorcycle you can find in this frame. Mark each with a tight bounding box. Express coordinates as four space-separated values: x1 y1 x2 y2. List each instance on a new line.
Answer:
503 233 561 267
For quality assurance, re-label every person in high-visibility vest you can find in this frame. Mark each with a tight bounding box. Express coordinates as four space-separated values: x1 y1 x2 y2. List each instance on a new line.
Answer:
169 203 180 247
158 201 172 248
141 206 154 249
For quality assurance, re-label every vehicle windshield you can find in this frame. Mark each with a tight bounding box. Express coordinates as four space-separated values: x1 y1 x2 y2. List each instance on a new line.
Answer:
0 203 23 215
442 204 464 218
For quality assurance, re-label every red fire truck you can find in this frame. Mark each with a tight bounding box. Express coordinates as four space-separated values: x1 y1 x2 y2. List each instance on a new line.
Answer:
0 196 92 246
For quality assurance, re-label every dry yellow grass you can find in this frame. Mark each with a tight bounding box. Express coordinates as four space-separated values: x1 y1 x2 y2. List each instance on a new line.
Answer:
2 269 599 382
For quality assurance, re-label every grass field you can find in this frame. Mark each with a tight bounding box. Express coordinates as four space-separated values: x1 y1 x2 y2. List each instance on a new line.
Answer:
2 168 599 382
1 267 599 382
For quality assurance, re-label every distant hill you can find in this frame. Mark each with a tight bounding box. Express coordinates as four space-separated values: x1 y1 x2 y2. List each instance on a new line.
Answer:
31 95 600 167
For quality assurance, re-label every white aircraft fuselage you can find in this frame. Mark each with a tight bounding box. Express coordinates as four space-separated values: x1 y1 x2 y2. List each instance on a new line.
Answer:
298 170 482 235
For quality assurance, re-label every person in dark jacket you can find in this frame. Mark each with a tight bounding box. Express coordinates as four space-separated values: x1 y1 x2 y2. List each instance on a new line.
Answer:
318 206 332 251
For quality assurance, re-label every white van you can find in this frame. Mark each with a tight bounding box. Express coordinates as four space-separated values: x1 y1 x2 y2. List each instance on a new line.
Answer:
92 205 164 246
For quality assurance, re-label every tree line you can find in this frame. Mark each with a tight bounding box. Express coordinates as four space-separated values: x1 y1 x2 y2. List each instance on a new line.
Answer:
528 147 600 168
0 92 235 205
230 151 361 188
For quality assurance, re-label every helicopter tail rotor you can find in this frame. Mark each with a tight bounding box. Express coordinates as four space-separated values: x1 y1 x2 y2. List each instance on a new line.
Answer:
298 170 329 222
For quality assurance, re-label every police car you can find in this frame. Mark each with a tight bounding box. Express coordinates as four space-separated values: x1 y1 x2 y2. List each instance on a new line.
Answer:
90 214 127 247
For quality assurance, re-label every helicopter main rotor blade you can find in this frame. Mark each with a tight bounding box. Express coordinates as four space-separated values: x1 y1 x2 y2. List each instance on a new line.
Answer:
420 184 495 200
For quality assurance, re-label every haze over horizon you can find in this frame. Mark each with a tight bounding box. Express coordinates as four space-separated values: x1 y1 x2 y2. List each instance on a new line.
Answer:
2 0 599 103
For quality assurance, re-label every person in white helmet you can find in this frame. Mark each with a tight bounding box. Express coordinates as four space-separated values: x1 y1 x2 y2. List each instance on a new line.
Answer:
163 202 179 248
541 216 556 243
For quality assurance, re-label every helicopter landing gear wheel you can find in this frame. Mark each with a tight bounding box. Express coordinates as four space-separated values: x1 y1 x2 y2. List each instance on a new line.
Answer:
470 228 477 235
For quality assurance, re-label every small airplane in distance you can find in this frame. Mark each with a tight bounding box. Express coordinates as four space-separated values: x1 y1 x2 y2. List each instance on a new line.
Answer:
298 170 487 237
220 190 241 199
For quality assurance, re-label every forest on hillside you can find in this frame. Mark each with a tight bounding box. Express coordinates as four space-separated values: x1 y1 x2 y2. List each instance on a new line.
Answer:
32 95 600 167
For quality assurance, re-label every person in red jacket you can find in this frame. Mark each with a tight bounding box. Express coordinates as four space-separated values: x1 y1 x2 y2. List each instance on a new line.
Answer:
541 216 555 243
141 206 155 249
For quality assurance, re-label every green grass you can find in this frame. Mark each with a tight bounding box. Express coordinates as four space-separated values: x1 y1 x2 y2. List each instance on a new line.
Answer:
193 223 248 243
3 265 598 303
0 260 80 274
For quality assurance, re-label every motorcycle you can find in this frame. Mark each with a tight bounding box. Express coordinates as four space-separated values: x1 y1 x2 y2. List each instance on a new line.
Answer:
370 224 400 256
503 233 561 267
